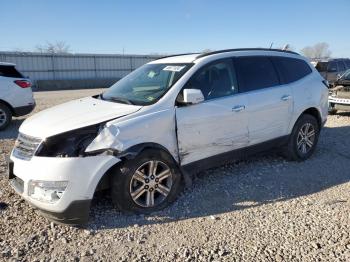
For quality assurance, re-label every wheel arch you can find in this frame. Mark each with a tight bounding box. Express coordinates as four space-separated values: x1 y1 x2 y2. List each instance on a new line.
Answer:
300 107 322 129
92 142 181 195
0 99 14 114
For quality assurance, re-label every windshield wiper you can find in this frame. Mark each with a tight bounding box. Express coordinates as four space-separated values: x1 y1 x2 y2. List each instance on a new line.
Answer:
104 95 134 105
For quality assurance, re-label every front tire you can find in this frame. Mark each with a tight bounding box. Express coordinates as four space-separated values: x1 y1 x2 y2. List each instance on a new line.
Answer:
110 149 182 213
0 103 12 130
284 114 320 161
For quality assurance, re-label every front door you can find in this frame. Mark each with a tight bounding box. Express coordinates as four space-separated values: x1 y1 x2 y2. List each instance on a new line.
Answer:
175 59 249 165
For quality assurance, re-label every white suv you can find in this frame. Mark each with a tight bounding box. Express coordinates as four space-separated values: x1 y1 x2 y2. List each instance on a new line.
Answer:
0 62 35 130
8 49 328 224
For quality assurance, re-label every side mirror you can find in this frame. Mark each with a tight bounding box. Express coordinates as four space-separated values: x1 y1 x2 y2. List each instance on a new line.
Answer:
336 73 342 80
183 89 204 104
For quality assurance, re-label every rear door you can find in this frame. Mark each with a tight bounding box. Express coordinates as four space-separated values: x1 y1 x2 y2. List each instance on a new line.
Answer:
176 59 249 165
234 56 293 145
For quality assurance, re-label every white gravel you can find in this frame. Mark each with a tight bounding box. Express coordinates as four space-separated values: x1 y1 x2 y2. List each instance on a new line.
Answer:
0 89 349 261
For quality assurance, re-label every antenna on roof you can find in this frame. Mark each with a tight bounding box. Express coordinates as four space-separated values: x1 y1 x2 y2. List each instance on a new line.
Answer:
269 42 273 49
282 44 290 51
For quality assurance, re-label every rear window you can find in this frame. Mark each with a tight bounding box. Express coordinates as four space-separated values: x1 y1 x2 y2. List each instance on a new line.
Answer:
273 57 312 84
0 65 23 78
234 56 280 92
315 62 328 72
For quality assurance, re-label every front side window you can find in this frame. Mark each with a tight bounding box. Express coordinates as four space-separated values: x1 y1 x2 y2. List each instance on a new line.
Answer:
102 63 191 105
183 59 238 100
272 57 312 84
234 56 280 92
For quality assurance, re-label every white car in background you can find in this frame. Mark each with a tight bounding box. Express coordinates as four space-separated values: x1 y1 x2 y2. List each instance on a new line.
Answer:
8 49 328 224
0 62 35 130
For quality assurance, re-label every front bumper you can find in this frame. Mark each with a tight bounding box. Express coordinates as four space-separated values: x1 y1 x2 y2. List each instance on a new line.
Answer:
8 154 121 224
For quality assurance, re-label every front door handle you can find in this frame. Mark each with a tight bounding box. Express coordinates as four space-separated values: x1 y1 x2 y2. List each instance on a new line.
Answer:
281 95 291 101
232 105 245 112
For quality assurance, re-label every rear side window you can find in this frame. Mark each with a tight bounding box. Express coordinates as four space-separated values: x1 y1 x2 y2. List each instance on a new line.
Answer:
0 65 23 78
272 57 312 84
337 61 346 71
234 56 280 92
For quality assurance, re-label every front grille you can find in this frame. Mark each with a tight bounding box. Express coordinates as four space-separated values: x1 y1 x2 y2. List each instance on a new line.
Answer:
12 133 42 161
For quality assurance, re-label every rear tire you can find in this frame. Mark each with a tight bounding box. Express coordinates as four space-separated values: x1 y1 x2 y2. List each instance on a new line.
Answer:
284 114 320 161
0 103 12 130
110 149 182 213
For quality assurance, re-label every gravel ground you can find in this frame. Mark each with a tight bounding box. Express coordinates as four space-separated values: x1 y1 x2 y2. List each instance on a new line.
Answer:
0 89 349 261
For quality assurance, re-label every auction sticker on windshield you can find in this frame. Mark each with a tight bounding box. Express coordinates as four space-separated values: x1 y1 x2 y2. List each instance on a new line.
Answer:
163 66 185 72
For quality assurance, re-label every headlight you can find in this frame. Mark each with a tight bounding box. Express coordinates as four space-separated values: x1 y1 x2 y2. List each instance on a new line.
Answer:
36 124 101 157
28 180 68 203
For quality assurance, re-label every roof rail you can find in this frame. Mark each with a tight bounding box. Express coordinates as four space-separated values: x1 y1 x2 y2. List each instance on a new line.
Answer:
196 48 300 59
155 53 199 60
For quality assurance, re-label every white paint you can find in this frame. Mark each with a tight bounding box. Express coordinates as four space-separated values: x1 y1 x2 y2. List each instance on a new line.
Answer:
19 97 142 138
10 50 328 215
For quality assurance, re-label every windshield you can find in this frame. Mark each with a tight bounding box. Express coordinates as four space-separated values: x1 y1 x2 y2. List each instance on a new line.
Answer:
102 63 192 105
342 69 350 80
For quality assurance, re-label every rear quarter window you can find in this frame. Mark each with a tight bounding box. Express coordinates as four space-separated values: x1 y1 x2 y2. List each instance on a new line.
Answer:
272 57 312 84
0 65 23 78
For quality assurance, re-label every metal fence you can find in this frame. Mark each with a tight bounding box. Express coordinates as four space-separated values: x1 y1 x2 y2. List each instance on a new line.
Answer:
0 51 160 82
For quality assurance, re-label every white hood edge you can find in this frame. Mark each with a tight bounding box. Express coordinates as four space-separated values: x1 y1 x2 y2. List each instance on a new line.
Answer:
19 97 142 139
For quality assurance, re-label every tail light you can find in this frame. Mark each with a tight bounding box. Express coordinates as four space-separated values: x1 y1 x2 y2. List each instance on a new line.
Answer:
14 80 32 88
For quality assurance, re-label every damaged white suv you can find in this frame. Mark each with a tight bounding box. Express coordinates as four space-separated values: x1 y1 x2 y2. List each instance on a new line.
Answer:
9 49 328 224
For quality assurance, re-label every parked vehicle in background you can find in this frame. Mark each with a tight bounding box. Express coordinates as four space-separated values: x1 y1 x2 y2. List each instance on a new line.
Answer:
0 62 35 130
329 69 350 114
313 58 350 86
8 49 328 224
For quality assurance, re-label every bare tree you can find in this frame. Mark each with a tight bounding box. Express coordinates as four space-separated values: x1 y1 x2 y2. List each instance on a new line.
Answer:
301 42 331 59
35 41 71 54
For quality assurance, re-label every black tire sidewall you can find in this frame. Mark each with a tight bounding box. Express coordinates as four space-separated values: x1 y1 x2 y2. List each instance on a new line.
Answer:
0 103 12 130
290 114 319 161
111 149 182 213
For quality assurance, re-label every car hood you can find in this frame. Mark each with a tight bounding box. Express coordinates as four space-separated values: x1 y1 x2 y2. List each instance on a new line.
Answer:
19 97 142 138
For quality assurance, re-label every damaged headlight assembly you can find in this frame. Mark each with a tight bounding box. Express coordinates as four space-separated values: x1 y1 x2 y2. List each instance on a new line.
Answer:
35 124 102 158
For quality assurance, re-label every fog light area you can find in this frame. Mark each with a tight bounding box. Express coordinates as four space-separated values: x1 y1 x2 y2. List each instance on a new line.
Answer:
28 180 68 203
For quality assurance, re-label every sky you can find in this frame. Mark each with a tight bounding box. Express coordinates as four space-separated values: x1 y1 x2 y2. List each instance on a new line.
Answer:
1 0 349 57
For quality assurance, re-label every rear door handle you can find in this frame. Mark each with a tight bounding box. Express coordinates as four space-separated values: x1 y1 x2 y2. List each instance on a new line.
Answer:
232 105 245 112
281 95 291 101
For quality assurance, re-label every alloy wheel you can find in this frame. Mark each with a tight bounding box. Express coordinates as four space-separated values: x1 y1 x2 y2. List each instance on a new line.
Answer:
129 160 173 208
297 123 316 155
